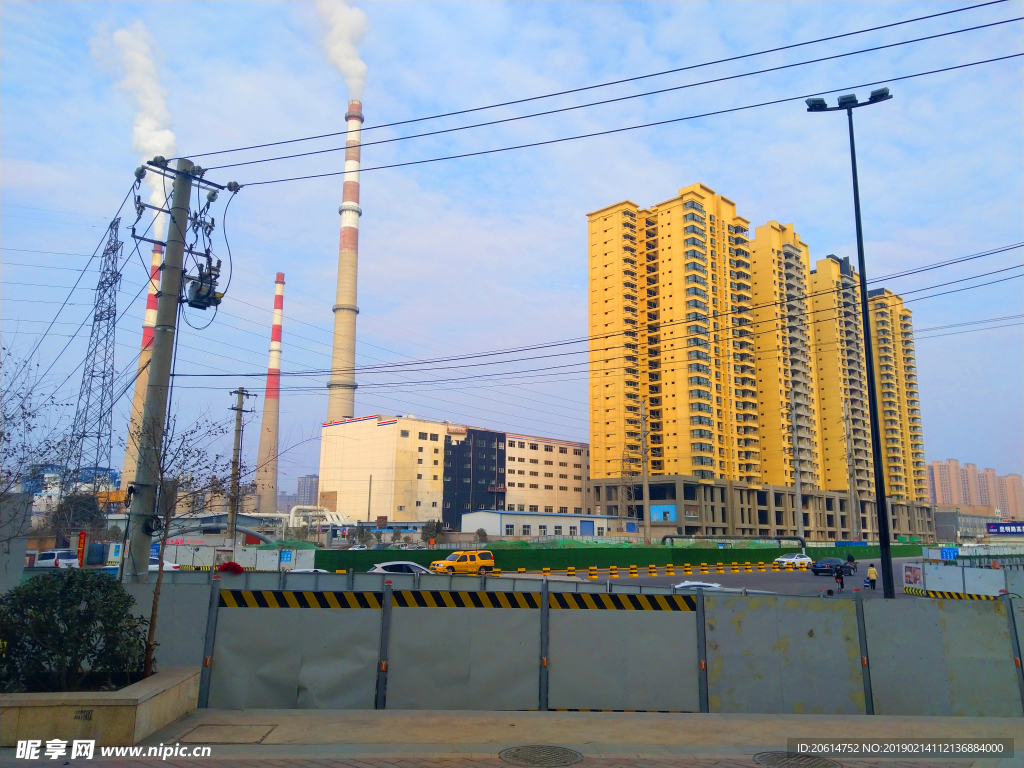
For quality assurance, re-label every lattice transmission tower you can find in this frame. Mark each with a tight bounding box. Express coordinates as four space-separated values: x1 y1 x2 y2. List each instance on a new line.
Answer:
66 218 123 490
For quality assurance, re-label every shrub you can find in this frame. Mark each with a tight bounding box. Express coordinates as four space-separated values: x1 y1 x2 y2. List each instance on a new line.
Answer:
0 569 149 692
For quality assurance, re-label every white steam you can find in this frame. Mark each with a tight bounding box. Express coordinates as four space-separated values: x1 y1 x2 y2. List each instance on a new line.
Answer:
316 0 369 99
93 20 177 239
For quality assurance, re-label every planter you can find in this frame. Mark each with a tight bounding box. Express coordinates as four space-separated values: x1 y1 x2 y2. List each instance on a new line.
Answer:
0 667 199 747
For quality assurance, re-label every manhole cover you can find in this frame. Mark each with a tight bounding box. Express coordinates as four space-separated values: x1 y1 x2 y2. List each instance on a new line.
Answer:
499 745 585 767
753 753 841 768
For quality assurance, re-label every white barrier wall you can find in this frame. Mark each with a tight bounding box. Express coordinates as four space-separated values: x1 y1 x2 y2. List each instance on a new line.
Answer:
864 598 1022 717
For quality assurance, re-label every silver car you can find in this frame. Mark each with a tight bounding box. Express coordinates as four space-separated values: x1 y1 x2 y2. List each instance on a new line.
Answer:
34 549 79 568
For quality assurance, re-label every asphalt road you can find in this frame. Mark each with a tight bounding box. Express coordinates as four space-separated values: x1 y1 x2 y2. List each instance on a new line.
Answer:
590 557 921 599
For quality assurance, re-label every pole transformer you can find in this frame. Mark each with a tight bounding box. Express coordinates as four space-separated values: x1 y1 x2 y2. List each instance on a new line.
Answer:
124 160 194 582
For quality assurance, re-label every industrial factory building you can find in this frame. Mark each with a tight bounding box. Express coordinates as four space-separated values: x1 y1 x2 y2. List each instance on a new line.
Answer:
317 415 589 529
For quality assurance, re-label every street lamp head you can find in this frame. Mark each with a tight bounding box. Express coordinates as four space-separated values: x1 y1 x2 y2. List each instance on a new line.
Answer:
869 87 892 103
805 97 828 112
837 93 859 108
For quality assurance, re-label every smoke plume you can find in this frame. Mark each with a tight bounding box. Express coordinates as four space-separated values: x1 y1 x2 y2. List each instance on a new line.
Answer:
316 0 369 99
94 20 177 239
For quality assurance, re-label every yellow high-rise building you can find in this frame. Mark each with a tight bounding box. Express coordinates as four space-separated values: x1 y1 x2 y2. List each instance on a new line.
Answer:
587 183 759 485
867 288 928 502
749 222 822 490
810 256 874 501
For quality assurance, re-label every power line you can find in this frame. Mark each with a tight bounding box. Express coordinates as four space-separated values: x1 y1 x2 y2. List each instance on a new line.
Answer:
208 17 1022 172
242 54 1024 187
181 0 1011 161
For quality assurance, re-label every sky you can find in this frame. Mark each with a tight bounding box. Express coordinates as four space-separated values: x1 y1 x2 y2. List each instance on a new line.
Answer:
2 0 1022 495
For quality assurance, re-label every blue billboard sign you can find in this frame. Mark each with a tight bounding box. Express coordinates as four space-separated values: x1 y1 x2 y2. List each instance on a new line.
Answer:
940 547 959 561
987 522 1024 535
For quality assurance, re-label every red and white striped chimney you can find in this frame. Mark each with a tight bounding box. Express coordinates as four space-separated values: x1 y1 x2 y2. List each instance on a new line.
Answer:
121 243 163 486
326 99 362 423
256 273 285 515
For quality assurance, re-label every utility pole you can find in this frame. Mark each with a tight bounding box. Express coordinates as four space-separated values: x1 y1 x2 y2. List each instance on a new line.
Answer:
791 381 802 532
227 387 255 543
124 160 194 582
845 400 860 540
640 399 651 544
366 474 372 522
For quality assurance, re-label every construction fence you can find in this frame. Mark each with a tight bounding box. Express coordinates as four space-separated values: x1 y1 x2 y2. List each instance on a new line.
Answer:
133 571 1024 717
313 544 923 573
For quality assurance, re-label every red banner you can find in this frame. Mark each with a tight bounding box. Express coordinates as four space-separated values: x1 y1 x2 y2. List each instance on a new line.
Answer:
77 531 87 567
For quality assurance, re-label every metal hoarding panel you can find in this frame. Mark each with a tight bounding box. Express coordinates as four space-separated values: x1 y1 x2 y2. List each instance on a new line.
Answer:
124 583 211 667
548 610 699 712
864 598 1022 717
704 595 863 715
207 603 380 709
385 606 540 710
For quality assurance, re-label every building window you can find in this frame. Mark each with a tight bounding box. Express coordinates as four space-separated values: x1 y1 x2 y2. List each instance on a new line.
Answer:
431 501 438 507
554 526 563 535
544 445 554 452
429 433 439 441
417 458 423 464
433 475 438 480
518 504 526 511
544 485 553 490
418 432 428 439
573 487 583 492
559 447 568 454
573 448 582 455
559 486 568 491
539 525 547 535
401 430 410 437
529 505 539 512
416 500 421 506
398 506 405 511
597 527 605 536
558 506 568 514
529 443 539 450
522 525 531 536
569 526 578 536
574 507 583 514
530 483 539 489
505 524 515 536
545 506 554 513
417 474 422 479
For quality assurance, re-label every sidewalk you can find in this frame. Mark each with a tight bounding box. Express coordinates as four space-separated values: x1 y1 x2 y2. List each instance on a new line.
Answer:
2 710 1017 768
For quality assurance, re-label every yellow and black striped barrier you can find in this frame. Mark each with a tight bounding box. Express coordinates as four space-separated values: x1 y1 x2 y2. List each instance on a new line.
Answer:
588 566 598 580
566 566 575 577
547 592 696 611
730 562 739 573
609 565 619 579
665 564 675 577
903 586 999 600
647 564 657 577
628 564 639 578
772 562 780 572
716 563 725 574
218 589 696 610
744 562 752 573
699 563 708 574
757 562 765 572
683 564 692 575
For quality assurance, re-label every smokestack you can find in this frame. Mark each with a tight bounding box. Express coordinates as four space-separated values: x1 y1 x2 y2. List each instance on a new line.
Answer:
121 242 163 486
256 273 285 514
326 100 362 422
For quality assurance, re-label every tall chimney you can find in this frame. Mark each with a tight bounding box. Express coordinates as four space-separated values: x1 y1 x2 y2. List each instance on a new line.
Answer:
255 273 285 515
121 243 163 486
326 99 362 422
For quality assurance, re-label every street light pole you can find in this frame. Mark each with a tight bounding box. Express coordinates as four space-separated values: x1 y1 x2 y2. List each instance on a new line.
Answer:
807 89 896 598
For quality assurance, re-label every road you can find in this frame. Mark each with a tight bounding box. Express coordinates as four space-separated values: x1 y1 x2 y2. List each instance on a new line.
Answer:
584 556 921 599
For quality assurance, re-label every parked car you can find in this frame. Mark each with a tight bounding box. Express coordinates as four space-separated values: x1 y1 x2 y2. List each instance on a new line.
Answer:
429 550 495 574
35 549 80 568
673 581 723 590
368 561 432 575
810 557 855 576
348 544 368 551
773 553 813 567
290 568 330 573
150 557 180 572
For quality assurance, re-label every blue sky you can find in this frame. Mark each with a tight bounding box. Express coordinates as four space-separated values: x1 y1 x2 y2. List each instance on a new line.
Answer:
2 1 1022 493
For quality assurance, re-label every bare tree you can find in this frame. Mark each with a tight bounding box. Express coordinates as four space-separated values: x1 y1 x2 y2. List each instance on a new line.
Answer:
1 345 70 547
123 411 230 676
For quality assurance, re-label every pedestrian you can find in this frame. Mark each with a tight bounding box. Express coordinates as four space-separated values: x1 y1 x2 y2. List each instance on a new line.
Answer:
867 563 878 591
833 563 845 593
846 552 858 573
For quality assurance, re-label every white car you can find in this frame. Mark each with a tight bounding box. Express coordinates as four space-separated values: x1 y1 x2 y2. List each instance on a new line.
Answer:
289 568 330 573
773 553 813 567
673 581 723 590
149 557 180 572
348 544 368 551
368 561 432 575
35 549 80 568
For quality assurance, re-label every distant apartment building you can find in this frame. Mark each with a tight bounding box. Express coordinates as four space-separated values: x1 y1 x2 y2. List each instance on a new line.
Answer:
927 459 1024 519
318 415 589 529
296 474 320 507
866 288 927 502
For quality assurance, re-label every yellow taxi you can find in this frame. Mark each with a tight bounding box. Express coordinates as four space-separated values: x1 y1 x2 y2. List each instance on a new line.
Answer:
429 550 495 574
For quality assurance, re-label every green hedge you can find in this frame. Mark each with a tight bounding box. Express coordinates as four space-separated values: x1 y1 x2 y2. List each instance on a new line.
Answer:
314 544 921 572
